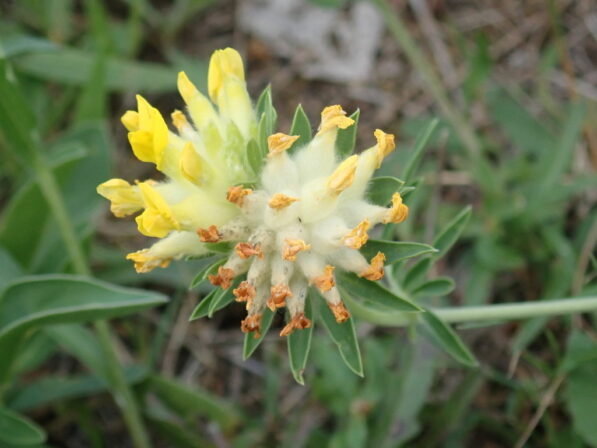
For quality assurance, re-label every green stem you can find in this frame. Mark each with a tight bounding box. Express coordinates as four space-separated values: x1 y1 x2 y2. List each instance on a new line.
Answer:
347 295 597 327
93 320 150 448
32 155 90 276
372 0 481 157
31 153 151 448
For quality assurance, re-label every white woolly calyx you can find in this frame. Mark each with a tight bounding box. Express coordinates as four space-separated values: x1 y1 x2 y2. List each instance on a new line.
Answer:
199 105 409 338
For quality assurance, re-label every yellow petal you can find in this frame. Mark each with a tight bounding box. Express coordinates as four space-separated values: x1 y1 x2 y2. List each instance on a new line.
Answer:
171 110 189 133
179 142 204 185
317 105 354 135
268 133 300 156
268 193 300 210
121 111 139 132
342 219 371 249
313 265 335 292
177 71 199 105
208 48 245 101
226 185 253 206
383 193 409 224
360 252 386 281
327 155 358 195
136 182 179 237
178 73 220 132
129 96 169 168
282 239 311 261
96 178 143 217
128 131 154 163
126 249 171 273
135 95 153 129
373 129 396 168
150 110 168 169
215 78 254 138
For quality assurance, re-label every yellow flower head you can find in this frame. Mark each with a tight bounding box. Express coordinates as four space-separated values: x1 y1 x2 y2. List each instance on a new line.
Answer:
98 48 257 270
98 48 412 346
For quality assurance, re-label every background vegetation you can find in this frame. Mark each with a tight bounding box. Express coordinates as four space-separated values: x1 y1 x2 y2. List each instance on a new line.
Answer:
0 0 596 446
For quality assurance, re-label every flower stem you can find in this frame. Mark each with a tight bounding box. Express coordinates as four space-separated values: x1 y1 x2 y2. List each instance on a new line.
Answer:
31 152 151 448
346 295 597 327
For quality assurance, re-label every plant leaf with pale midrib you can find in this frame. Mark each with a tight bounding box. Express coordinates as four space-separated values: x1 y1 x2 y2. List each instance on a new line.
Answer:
314 290 363 377
0 407 46 446
289 104 312 153
337 272 422 312
367 176 405 206
0 275 167 342
420 308 478 367
243 308 276 360
360 239 437 265
287 297 314 385
336 109 360 159
432 206 472 258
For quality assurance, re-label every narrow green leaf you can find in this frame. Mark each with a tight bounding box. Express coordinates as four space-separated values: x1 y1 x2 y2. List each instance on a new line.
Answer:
399 185 417 197
421 309 478 367
314 290 363 377
257 113 270 159
486 88 554 156
9 366 148 412
402 257 433 290
85 0 112 54
247 139 265 176
189 288 219 321
255 84 273 118
564 360 597 447
0 248 23 287
336 109 360 158
0 275 167 343
412 277 455 297
337 272 422 312
255 85 277 156
0 275 167 382
243 308 275 360
73 52 107 122
14 48 178 92
289 104 312 152
536 102 586 191
0 407 46 446
287 297 314 385
189 257 223 289
561 330 597 373
208 277 242 317
148 374 241 431
0 34 58 58
401 118 439 182
45 324 109 380
202 241 233 254
432 206 472 258
145 412 211 448
0 59 39 165
361 239 437 265
366 176 405 206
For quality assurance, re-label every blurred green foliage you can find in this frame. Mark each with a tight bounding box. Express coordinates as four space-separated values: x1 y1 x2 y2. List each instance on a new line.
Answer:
0 0 596 447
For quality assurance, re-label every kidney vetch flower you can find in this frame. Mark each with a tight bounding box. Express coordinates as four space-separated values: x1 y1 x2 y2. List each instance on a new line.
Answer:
97 48 409 341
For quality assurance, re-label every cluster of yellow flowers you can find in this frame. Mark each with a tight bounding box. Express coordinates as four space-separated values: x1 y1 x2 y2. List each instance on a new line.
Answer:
97 48 408 338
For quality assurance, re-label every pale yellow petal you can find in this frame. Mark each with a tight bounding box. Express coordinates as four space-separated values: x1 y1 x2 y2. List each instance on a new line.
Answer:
317 105 354 135
96 178 143 217
121 111 139 132
179 142 204 185
327 155 358 195
208 48 245 101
